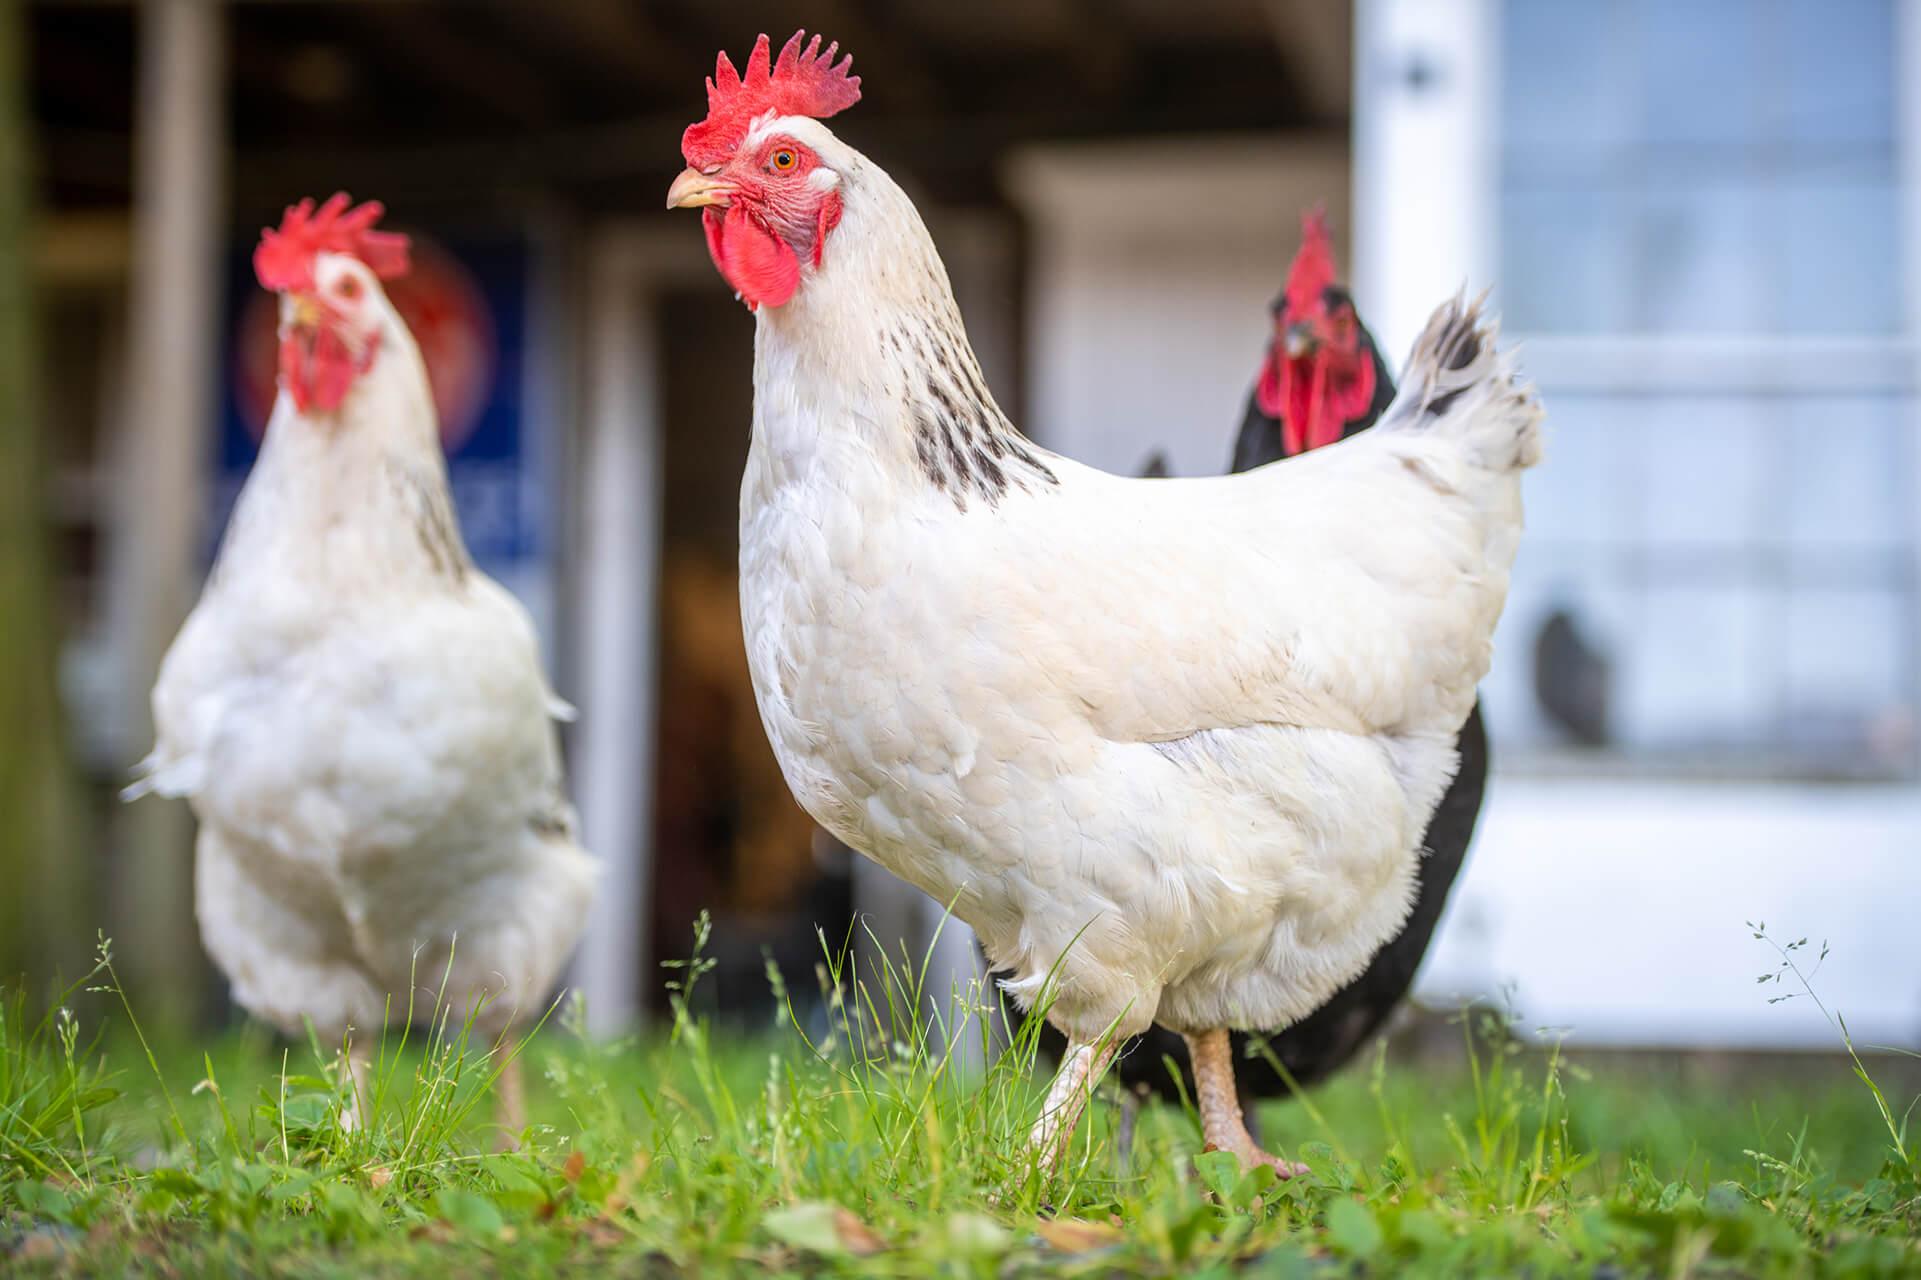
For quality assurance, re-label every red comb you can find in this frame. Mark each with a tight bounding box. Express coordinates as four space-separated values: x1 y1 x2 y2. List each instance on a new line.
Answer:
681 31 861 168
1283 207 1338 316
253 193 411 294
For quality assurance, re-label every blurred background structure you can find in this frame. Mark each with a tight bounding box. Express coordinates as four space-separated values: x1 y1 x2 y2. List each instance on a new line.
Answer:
9 0 1919 1049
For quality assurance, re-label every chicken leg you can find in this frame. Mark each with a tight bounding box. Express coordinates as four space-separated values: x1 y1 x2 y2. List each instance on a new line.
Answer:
1184 1029 1307 1177
339 1046 372 1133
493 1028 527 1151
1030 1038 1118 1175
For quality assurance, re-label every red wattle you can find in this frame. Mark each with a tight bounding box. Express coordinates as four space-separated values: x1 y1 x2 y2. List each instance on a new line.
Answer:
1310 353 1377 450
1255 351 1286 424
704 205 800 311
1305 399 1346 450
1305 359 1329 455
1267 350 1380 456
1279 357 1307 456
279 322 373 414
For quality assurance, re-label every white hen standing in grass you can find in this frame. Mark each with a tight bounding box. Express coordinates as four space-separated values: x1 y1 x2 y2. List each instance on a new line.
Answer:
129 195 595 1139
666 33 1542 1175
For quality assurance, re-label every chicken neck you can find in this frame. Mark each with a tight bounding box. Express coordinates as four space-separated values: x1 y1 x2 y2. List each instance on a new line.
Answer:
746 162 1058 513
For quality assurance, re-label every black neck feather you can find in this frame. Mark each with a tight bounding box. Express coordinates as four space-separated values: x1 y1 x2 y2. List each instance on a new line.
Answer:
894 315 1058 511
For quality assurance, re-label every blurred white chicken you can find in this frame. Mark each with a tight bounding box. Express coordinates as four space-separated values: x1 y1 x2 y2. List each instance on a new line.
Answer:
129 195 595 1138
666 34 1543 1174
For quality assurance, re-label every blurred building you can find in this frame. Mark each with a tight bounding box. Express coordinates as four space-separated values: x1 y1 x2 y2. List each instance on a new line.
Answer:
1357 0 1921 1050
22 0 1920 1048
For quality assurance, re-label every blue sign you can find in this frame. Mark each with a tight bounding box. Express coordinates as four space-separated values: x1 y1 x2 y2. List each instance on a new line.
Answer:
214 234 544 575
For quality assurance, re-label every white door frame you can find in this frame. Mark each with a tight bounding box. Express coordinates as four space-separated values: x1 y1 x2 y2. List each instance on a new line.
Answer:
1351 0 1498 362
570 227 709 1033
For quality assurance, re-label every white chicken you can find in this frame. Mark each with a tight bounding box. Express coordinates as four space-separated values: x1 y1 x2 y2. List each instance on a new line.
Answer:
128 195 595 1137
668 34 1543 1175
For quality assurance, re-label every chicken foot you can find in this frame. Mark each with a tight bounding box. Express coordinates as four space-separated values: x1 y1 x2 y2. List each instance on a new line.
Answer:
1184 1029 1307 1178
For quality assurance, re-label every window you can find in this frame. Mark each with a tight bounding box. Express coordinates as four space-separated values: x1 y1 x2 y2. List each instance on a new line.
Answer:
1487 0 1916 777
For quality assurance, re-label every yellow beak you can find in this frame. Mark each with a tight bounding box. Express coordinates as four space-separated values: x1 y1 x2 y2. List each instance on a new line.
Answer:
666 168 734 210
289 295 324 328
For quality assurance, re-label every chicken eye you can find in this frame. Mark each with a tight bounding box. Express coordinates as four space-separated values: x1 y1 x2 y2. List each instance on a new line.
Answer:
770 148 799 173
335 276 362 301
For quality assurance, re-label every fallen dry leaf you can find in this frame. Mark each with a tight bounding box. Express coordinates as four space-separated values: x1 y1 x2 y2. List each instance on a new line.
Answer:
833 1207 887 1256
577 1218 627 1248
1036 1218 1125 1253
367 1166 394 1190
15 1235 63 1262
563 1151 586 1184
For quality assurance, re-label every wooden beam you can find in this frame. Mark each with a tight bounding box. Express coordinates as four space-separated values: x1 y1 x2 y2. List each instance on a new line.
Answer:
1261 0 1352 122
1 0 91 992
34 210 131 282
485 0 693 98
107 0 224 1025
332 3 564 128
1062 0 1140 99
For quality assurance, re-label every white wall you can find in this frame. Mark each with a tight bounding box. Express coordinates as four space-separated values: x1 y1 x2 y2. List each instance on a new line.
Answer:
1421 780 1921 1049
1004 137 1348 476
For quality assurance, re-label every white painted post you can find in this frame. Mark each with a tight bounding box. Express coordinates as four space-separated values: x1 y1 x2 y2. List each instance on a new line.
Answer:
1897 0 1921 724
1905 2 1921 335
572 242 662 1033
1350 0 1498 361
109 0 225 1019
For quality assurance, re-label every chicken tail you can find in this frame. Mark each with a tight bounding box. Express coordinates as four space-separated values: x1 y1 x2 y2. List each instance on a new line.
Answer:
1379 291 1543 473
121 749 202 803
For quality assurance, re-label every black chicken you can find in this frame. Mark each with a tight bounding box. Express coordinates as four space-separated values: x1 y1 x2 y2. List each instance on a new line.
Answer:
1014 212 1489 1123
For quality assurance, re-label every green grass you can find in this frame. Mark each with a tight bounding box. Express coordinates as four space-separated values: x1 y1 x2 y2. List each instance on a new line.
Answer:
2 922 1917 1278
